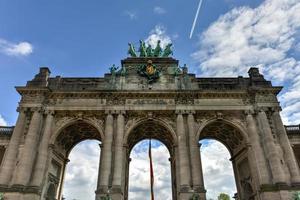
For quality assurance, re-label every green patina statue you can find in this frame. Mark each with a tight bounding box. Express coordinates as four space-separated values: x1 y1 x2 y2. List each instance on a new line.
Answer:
146 44 154 57
128 43 137 57
162 43 173 57
139 40 147 57
109 64 119 75
153 40 162 57
127 40 173 58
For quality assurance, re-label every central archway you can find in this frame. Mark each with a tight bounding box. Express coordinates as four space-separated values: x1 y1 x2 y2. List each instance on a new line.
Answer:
125 118 177 200
197 119 255 200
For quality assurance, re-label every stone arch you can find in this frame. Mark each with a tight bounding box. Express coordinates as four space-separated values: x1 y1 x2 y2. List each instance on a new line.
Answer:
124 117 177 153
196 118 249 154
47 119 103 200
50 117 104 150
124 117 177 200
197 118 254 200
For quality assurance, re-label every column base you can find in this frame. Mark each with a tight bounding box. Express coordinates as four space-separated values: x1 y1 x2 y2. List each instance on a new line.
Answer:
3 192 40 200
179 185 206 200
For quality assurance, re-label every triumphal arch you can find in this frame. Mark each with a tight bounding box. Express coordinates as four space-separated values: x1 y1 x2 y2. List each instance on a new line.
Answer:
0 41 300 200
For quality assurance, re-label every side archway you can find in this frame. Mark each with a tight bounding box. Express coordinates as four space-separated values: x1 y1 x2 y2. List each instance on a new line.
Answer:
44 119 103 200
197 119 255 200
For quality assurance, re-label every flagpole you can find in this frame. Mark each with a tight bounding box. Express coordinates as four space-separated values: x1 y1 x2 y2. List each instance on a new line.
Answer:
149 139 154 200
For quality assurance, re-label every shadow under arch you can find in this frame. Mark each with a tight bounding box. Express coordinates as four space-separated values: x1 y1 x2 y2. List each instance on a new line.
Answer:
197 119 255 200
124 118 177 200
196 118 249 155
50 118 104 154
125 118 177 153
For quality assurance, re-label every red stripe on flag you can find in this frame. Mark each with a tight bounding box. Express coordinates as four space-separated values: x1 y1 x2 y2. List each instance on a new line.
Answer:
149 139 154 200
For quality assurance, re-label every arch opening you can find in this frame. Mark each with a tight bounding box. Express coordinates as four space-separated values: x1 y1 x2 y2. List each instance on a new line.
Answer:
47 120 102 200
62 140 101 200
125 119 176 200
128 139 172 200
198 120 254 200
200 139 237 200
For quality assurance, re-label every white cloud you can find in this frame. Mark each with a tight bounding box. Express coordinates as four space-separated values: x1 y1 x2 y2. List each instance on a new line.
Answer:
0 114 7 126
0 39 33 56
62 140 235 200
192 0 300 124
153 6 166 15
201 140 236 200
124 10 137 20
63 140 100 200
145 25 172 49
129 140 172 200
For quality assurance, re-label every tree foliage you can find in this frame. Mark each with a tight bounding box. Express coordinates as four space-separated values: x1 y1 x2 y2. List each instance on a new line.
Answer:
293 191 300 200
218 193 230 200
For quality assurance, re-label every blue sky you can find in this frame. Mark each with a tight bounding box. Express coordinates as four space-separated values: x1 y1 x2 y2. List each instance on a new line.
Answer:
1 0 300 199
1 0 266 125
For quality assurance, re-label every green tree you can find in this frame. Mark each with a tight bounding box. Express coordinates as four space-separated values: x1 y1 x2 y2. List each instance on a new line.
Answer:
0 193 3 200
293 191 300 200
218 193 230 200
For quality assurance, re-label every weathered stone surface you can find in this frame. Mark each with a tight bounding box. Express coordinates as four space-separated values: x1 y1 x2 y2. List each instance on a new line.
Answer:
0 56 299 200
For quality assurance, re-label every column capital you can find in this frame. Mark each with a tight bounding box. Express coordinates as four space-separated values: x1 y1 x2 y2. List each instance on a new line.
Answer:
30 107 43 113
175 110 189 115
188 110 196 115
244 109 255 116
116 110 126 115
44 109 55 116
16 107 27 113
270 106 282 113
256 107 269 113
105 110 114 115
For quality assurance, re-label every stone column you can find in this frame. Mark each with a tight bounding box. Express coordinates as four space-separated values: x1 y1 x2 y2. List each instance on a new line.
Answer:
187 112 204 192
31 110 54 187
96 144 103 190
176 111 191 190
245 111 270 185
0 107 27 185
272 109 300 184
257 109 286 184
13 107 43 186
112 111 125 190
97 112 114 193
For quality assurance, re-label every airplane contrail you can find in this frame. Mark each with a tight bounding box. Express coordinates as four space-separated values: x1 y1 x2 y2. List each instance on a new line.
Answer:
189 0 203 39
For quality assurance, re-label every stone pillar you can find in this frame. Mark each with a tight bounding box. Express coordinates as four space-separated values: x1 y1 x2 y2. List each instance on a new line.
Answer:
96 144 103 190
245 111 270 185
112 111 125 194
176 111 191 190
96 112 114 195
0 107 27 185
30 110 54 187
257 109 286 184
272 109 300 184
13 107 43 186
187 113 205 193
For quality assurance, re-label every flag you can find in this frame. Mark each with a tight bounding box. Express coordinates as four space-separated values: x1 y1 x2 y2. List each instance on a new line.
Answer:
149 139 154 200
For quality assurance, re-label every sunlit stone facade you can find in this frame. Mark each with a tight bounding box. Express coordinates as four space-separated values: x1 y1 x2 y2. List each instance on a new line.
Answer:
0 56 299 200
